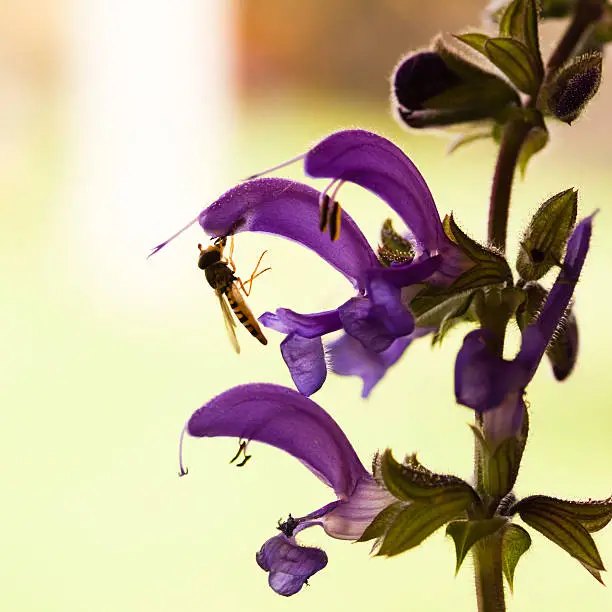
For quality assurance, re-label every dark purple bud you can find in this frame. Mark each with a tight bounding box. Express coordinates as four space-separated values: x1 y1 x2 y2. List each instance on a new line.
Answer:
394 51 463 112
392 38 520 129
547 310 579 381
546 53 603 124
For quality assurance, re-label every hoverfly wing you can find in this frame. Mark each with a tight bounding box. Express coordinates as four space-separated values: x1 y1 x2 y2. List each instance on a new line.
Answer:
216 291 240 354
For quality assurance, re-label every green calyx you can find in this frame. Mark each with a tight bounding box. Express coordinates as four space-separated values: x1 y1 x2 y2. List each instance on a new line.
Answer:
516 188 578 281
510 494 612 583
359 451 479 557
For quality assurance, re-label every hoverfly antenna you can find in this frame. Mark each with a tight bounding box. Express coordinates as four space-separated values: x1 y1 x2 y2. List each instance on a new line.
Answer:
197 243 203 252
178 423 189 477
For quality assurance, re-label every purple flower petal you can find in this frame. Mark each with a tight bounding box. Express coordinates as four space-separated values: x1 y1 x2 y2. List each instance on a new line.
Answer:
338 298 397 353
482 392 526 447
256 534 328 596
281 333 327 396
455 216 594 431
187 384 368 496
198 178 378 290
260 308 342 338
321 476 397 540
303 130 445 254
455 329 527 412
327 332 425 398
518 215 593 377
365 255 442 288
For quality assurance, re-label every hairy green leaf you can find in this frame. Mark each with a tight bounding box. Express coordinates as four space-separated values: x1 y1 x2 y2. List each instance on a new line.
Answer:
501 523 532 591
447 518 507 573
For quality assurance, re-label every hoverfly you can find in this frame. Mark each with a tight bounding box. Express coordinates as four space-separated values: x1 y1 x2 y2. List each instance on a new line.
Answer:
197 236 269 353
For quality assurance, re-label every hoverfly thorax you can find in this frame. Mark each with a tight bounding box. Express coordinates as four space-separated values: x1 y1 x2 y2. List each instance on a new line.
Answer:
197 243 222 270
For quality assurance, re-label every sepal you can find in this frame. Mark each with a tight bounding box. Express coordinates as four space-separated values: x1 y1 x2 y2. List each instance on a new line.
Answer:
501 523 532 591
516 188 578 281
511 494 610 583
455 34 543 95
517 111 548 177
543 53 603 124
377 218 415 266
498 0 543 77
472 408 529 499
368 452 478 555
374 449 479 503
446 517 507 573
511 495 612 533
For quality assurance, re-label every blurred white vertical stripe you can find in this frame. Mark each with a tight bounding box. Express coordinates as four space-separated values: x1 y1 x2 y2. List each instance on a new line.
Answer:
65 0 234 309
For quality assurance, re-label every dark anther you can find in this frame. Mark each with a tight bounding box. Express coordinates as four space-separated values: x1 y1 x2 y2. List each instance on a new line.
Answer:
329 200 342 241
178 467 189 477
319 194 330 232
230 440 252 467
277 513 300 537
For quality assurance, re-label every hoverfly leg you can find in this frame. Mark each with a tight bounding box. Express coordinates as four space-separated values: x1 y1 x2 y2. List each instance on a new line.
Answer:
241 250 271 296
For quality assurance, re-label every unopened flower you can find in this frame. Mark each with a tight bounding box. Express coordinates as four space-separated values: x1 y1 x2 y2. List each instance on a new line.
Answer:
183 383 396 595
455 215 593 445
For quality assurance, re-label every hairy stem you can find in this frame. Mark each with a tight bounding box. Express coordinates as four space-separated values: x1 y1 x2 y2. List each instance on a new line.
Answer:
474 535 506 612
487 117 532 251
476 3 604 611
487 0 604 251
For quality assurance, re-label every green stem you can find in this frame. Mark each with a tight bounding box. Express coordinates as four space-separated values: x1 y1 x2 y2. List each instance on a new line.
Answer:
475 3 604 611
473 535 506 612
487 116 532 251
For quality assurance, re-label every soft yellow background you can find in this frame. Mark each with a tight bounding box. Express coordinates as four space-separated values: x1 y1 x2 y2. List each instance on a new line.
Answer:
0 2 610 611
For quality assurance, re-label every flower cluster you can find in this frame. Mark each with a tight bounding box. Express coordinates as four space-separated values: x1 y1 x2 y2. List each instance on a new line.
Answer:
152 0 612 605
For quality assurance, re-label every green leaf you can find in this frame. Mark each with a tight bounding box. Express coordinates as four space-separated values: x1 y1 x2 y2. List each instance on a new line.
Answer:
455 33 490 55
498 0 543 77
377 218 415 266
443 214 512 270
447 129 494 154
412 290 477 329
456 34 541 95
518 122 549 177
377 497 472 557
447 518 507 573
517 505 606 581
513 495 612 533
377 450 478 503
501 524 532 591
516 188 577 281
358 501 405 543
484 38 541 95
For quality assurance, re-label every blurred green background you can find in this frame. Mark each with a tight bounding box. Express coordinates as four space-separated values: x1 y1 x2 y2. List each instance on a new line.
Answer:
0 1 610 610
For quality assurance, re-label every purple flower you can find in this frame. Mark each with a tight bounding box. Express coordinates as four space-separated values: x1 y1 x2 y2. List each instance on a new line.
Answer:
454 215 593 444
150 130 472 396
184 383 396 596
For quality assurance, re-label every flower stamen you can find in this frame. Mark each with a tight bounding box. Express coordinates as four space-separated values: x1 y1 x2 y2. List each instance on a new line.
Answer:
318 179 344 241
242 153 307 181
229 439 252 467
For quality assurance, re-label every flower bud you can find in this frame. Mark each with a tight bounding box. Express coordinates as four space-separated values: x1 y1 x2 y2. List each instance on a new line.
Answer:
392 38 520 129
545 53 603 124
516 188 577 281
